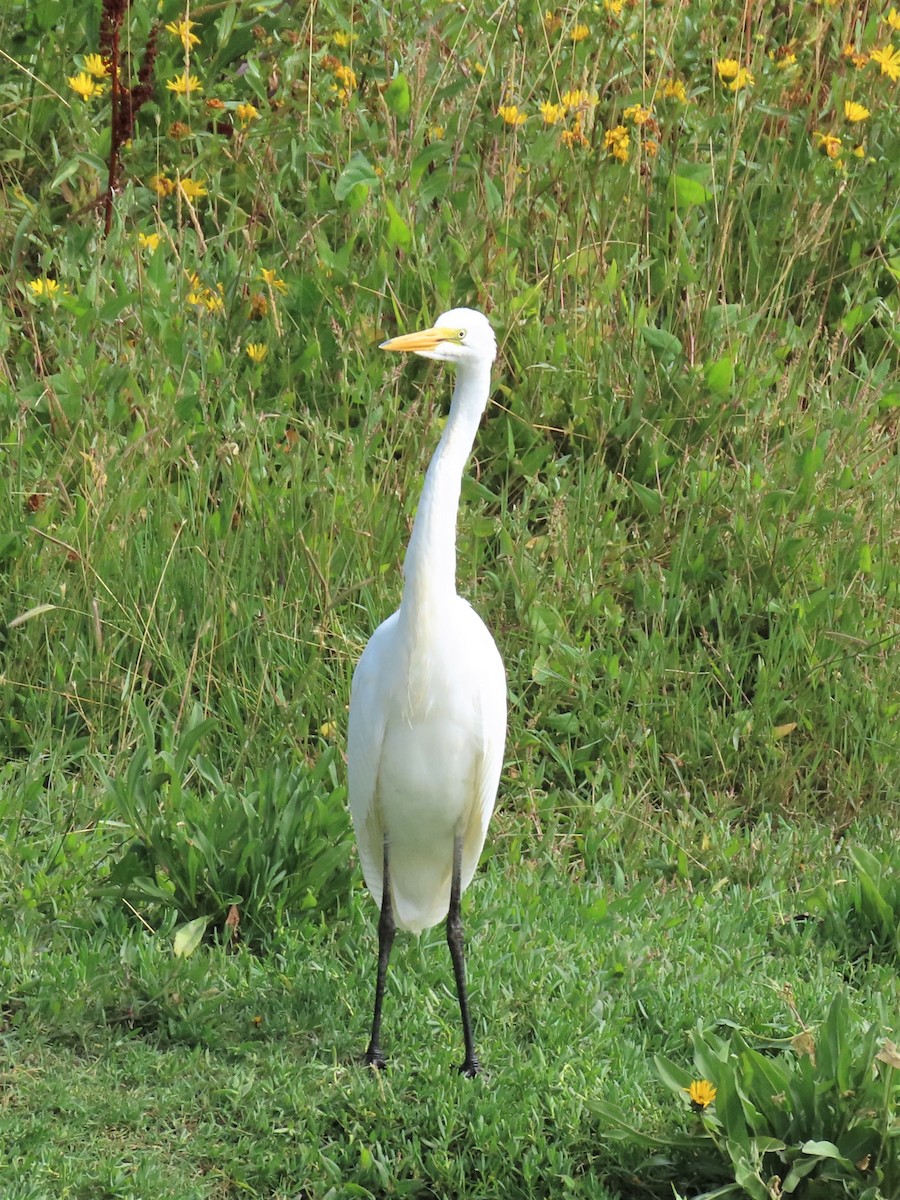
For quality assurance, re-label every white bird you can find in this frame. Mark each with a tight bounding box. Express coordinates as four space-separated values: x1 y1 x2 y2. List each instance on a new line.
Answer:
347 307 507 1077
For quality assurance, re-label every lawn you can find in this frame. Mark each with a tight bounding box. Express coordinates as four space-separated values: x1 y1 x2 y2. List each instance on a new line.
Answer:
1 1 898 1197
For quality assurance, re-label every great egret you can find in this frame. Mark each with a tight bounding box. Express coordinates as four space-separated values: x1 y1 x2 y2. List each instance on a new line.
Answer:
347 307 507 1078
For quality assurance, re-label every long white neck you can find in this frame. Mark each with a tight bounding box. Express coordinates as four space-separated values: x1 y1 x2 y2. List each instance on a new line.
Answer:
400 361 491 626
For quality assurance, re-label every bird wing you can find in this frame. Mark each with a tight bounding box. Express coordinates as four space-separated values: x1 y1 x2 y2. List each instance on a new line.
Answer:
346 615 398 911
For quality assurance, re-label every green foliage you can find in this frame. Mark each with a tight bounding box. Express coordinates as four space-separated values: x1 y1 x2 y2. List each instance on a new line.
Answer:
812 846 900 965
103 702 352 945
593 993 898 1199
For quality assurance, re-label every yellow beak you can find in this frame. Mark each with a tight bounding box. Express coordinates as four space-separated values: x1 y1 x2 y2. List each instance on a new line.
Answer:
379 325 460 353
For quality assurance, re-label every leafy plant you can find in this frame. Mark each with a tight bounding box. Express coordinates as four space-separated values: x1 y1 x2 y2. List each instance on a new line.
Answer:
103 702 352 946
812 846 900 965
592 992 898 1199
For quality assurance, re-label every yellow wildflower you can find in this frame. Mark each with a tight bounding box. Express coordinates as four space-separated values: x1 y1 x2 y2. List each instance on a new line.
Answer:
561 88 598 109
165 18 201 50
604 0 625 13
235 102 260 125
166 73 202 98
332 31 356 47
260 268 288 293
886 8 900 31
685 1080 717 1111
769 48 797 68
150 173 176 197
138 232 161 251
851 143 866 157
83 54 109 79
561 118 589 148
716 58 740 81
498 104 527 125
67 72 104 101
813 131 842 158
603 124 630 162
728 67 754 91
643 137 659 156
249 292 268 318
870 44 900 80
544 10 562 33
624 103 653 125
427 124 445 140
539 100 567 125
662 78 687 102
246 342 268 364
179 177 208 200
570 23 590 41
27 277 60 299
843 100 870 121
333 63 357 91
843 44 869 68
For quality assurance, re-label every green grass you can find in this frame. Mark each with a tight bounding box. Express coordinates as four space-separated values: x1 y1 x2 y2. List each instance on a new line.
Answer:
1 0 899 1196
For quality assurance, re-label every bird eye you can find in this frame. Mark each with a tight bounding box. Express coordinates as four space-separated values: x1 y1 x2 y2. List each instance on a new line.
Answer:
457 329 466 341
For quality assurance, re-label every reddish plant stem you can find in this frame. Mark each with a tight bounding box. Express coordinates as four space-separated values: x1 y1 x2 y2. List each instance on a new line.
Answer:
104 21 121 236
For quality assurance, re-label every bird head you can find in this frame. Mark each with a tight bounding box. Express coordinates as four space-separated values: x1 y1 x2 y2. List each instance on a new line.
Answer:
380 307 496 368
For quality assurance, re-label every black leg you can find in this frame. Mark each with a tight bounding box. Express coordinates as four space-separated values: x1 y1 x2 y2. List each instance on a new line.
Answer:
447 835 480 1077
365 838 395 1069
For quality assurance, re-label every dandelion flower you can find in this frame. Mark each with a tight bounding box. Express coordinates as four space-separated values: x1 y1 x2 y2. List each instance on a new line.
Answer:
166 72 202 98
570 23 590 41
716 58 740 81
886 8 900 31
138 232 161 251
870 44 900 80
603 124 630 162
427 124 445 140
260 268 288 293
843 44 869 68
813 131 842 158
150 173 176 197
561 88 598 109
27 277 60 299
624 103 653 125
539 100 567 125
235 102 260 125
604 0 625 13
662 78 687 102
67 72 104 101
332 31 356 47
83 53 109 79
843 100 870 121
498 104 527 125
727 67 754 91
246 342 268 364
685 1080 717 1111
166 18 201 50
179 177 208 200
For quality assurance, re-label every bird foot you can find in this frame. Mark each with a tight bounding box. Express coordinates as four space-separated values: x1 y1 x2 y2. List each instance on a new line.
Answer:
457 1056 481 1078
364 1046 387 1070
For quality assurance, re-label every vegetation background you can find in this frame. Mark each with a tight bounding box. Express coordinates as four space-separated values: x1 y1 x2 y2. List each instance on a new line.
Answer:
0 0 897 1197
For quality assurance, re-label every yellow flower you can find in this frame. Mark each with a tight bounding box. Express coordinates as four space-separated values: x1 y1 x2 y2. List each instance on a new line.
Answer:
561 118 589 148
603 124 630 161
427 124 445 140
604 0 625 13
67 72 104 101
643 136 659 156
728 67 754 92
332 31 356 47
769 48 797 68
716 58 740 80
138 232 161 251
179 177 208 200
886 8 900 31
561 88 598 109
624 103 653 125
168 121 192 139
813 131 842 158
27 277 60 299
498 104 527 125
851 143 866 157
165 19 201 50
870 44 900 80
685 1080 717 1111
539 100 567 125
235 102 260 125
570 23 590 41
260 268 288 293
83 53 109 79
166 73 202 98
333 63 357 91
662 77 687 102
544 10 562 33
843 100 870 121
150 173 176 197
843 44 869 68
246 342 268 364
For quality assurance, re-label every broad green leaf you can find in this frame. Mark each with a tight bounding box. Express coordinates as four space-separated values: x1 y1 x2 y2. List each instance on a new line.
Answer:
334 155 378 204
640 325 682 357
385 200 411 249
383 73 411 119
173 916 208 957
671 174 714 207
705 356 734 397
